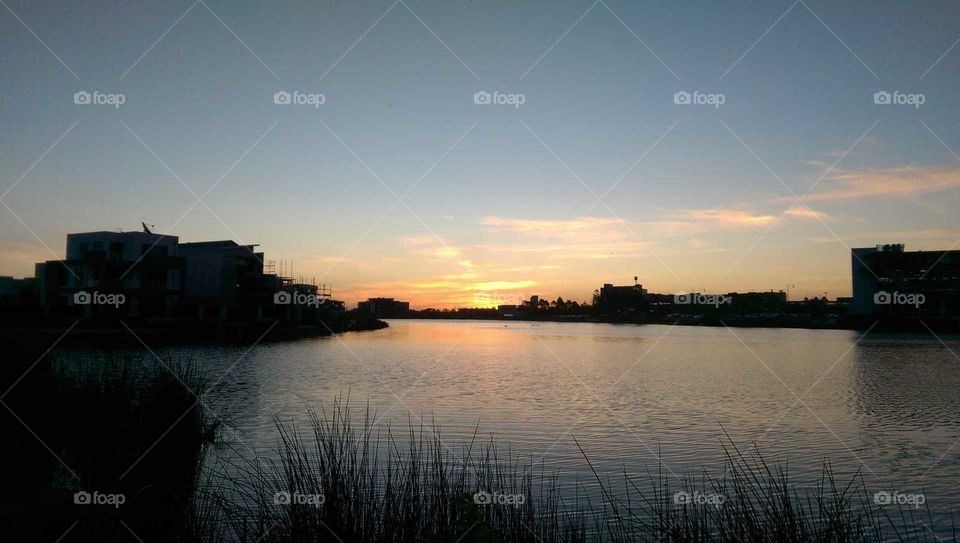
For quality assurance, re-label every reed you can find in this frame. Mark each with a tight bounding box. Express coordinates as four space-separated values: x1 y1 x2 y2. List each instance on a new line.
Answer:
204 397 955 542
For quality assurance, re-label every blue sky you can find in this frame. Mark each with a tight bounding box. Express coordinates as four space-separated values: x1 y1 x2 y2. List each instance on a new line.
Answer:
2 0 959 306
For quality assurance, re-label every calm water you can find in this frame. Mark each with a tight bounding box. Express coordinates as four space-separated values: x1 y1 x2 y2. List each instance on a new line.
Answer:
94 320 960 529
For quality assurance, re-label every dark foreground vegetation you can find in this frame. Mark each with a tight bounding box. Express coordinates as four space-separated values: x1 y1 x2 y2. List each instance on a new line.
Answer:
1 339 955 542
2 313 388 347
1 335 213 541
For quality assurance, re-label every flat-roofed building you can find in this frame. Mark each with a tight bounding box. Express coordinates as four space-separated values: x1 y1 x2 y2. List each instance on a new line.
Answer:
596 281 647 315
851 244 960 317
357 297 409 318
36 230 183 317
29 228 341 324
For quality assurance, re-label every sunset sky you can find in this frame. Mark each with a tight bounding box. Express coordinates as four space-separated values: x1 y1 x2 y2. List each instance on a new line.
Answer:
2 1 959 308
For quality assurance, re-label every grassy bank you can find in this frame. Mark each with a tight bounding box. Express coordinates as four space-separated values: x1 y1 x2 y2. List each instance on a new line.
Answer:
204 397 956 543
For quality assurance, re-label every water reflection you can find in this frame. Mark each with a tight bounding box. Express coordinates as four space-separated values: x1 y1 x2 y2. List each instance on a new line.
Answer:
60 320 960 532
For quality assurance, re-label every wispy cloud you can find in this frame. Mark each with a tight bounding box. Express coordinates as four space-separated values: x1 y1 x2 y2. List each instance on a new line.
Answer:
481 216 625 234
479 215 648 260
674 208 776 226
301 163 952 308
401 235 440 246
401 235 463 259
477 242 653 260
798 165 960 202
467 280 536 291
807 228 960 245
783 205 829 220
432 246 462 258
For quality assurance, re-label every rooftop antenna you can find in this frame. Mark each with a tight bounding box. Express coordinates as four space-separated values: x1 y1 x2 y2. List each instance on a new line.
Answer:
141 222 155 234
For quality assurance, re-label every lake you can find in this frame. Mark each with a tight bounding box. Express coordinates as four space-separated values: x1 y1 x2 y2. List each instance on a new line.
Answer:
91 320 960 531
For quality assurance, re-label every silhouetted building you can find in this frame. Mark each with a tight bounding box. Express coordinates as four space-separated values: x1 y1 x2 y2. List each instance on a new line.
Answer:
648 290 786 317
29 228 341 324
0 276 36 307
497 304 518 318
357 297 409 318
596 281 647 315
851 244 960 317
726 291 787 313
36 230 184 318
178 240 271 321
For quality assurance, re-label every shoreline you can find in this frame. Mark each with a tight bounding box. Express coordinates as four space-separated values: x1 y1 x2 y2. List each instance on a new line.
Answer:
0 316 388 347
400 314 960 333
